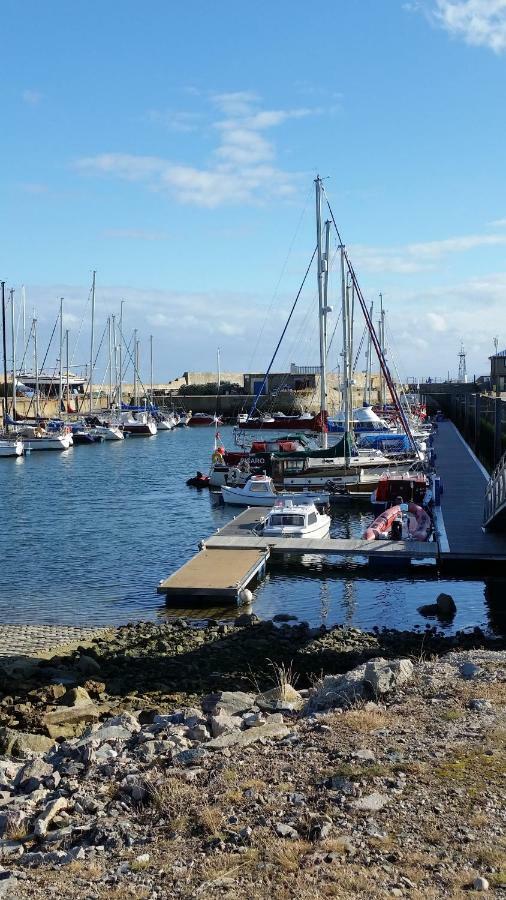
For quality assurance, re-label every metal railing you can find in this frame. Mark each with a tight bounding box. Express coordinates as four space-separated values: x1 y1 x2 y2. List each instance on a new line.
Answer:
484 452 506 527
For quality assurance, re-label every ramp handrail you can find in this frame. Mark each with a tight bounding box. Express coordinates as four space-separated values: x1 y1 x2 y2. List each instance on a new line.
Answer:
484 452 506 527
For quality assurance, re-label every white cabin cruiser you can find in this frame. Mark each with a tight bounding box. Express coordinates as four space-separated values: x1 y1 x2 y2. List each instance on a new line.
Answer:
260 499 330 539
221 474 329 507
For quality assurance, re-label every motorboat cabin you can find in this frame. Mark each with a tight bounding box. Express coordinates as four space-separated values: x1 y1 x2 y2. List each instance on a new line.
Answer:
261 499 331 539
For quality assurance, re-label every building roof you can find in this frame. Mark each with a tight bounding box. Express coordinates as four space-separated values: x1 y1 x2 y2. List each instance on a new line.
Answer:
490 350 506 358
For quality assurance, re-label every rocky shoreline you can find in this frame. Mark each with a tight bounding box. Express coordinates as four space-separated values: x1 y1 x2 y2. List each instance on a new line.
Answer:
0 618 505 898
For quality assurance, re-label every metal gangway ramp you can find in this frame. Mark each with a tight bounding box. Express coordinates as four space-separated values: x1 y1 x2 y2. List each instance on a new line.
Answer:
435 421 506 562
484 452 506 530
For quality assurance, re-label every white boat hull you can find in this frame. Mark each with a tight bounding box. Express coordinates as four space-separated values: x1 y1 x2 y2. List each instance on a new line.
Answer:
25 434 72 451
0 439 24 457
221 486 329 506
263 521 330 539
92 425 124 441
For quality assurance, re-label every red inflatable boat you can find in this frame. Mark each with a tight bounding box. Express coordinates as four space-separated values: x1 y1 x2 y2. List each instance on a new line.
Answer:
363 502 431 541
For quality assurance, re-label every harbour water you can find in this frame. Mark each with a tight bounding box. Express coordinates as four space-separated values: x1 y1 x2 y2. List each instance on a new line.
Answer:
0 426 504 636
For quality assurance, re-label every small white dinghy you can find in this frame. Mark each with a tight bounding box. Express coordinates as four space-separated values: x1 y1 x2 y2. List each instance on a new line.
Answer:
221 473 329 507
260 499 331 539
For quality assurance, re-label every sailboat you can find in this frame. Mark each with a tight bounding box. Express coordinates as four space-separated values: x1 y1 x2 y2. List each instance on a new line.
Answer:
269 177 423 494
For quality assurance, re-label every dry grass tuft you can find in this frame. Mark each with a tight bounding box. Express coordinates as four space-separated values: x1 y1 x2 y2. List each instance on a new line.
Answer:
194 804 222 836
268 838 312 873
340 707 391 732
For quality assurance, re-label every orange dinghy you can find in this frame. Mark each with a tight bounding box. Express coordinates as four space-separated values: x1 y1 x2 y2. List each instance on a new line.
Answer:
363 502 431 542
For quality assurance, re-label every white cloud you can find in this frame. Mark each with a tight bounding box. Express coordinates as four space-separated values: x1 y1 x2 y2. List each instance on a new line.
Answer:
22 89 42 105
411 1 506 53
74 91 323 207
488 217 506 226
351 232 506 273
426 311 448 331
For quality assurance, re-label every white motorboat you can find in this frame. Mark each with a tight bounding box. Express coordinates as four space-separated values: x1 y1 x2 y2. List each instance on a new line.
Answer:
221 474 329 507
260 499 331 539
0 438 24 457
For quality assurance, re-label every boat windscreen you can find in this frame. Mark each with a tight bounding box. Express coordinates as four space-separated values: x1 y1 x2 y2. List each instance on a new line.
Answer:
268 514 305 526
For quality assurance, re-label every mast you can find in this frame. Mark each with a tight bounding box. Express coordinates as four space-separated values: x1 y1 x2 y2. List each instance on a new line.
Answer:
315 175 328 449
33 317 40 418
65 328 70 413
379 292 386 407
10 288 16 422
340 247 351 463
1 283 8 433
365 301 373 405
133 328 138 406
22 285 26 361
58 297 63 415
112 314 118 407
150 334 153 404
89 270 96 414
108 316 112 407
346 274 354 415
118 300 124 409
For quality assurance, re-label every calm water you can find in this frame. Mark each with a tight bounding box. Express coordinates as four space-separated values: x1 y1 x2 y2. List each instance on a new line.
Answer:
0 426 504 636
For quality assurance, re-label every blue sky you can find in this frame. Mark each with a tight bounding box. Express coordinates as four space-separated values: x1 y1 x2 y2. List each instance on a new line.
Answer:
1 0 506 382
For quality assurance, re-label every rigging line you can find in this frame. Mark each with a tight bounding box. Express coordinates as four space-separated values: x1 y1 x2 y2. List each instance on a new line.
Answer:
70 282 93 369
326 308 342 357
352 322 368 373
247 246 317 420
322 186 416 451
246 184 312 373
119 330 150 399
17 319 35 375
25 313 59 418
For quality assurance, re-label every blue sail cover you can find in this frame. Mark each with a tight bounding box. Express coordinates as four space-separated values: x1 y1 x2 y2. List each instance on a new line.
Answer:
357 432 411 452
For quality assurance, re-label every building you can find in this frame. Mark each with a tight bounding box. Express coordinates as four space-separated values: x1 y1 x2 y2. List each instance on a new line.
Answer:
243 367 318 396
490 351 506 393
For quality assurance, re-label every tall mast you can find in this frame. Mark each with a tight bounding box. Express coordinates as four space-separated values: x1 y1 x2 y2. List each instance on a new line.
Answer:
118 300 124 409
315 175 328 449
340 247 351 462
1 283 8 433
379 292 386 407
150 334 154 403
108 315 112 407
33 317 40 418
10 289 16 422
365 301 373 405
133 328 138 406
22 285 26 361
112 314 118 406
89 270 96 414
58 297 63 415
65 328 70 413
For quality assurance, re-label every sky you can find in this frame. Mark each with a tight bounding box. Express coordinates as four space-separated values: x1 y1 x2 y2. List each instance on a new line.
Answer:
1 0 506 384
